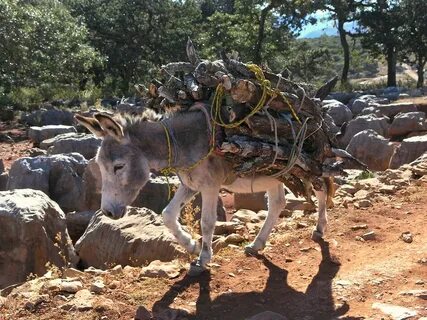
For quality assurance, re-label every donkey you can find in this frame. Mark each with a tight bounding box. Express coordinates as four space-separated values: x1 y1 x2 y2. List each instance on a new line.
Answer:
75 108 331 276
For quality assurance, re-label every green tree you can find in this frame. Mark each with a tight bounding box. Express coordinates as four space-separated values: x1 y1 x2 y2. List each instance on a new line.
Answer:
0 0 101 92
65 0 201 93
400 0 427 88
322 0 368 84
358 0 404 87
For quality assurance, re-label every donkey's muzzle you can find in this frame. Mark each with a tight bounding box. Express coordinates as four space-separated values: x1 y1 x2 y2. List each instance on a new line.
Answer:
101 206 125 219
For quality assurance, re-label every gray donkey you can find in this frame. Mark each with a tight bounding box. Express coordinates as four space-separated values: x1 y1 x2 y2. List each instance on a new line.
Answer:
75 109 331 276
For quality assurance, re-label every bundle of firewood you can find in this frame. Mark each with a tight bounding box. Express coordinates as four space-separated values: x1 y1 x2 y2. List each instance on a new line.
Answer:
136 38 365 193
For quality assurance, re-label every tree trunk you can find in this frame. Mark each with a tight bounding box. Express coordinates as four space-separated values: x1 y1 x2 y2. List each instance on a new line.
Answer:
386 46 397 87
416 55 425 88
338 19 350 84
253 3 274 65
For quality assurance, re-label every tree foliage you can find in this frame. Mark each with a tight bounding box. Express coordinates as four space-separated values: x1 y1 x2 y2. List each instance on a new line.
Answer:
0 0 102 91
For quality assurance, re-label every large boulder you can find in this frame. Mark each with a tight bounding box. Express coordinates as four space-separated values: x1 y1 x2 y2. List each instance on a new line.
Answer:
28 125 77 146
7 153 88 212
348 95 388 116
390 135 427 169
327 92 359 104
40 132 101 160
66 211 95 243
338 114 391 148
389 112 427 138
0 189 78 289
323 101 353 126
375 102 418 118
346 129 396 171
21 108 74 126
75 208 184 269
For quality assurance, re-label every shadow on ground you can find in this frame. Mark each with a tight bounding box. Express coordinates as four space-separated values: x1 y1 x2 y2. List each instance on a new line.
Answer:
152 239 365 320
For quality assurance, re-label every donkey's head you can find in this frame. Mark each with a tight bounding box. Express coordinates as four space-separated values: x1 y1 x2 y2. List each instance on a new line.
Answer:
75 113 151 219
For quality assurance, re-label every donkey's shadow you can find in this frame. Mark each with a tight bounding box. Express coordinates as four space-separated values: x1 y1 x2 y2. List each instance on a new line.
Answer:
152 239 363 320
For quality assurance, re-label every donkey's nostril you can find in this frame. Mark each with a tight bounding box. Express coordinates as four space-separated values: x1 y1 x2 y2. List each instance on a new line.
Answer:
102 209 113 217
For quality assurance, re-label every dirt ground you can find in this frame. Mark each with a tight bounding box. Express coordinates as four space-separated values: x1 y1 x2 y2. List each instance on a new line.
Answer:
1 180 426 320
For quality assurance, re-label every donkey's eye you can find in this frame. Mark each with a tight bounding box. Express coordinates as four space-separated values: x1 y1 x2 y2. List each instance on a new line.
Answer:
113 164 125 174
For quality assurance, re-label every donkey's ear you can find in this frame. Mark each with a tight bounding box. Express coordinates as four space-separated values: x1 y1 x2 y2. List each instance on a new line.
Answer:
94 113 124 141
74 114 106 138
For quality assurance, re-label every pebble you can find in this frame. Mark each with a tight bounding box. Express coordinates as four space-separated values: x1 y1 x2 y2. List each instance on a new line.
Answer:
400 231 413 243
351 224 368 231
59 280 83 293
110 264 123 275
62 268 85 278
372 302 417 320
90 280 105 294
399 290 427 300
361 231 376 241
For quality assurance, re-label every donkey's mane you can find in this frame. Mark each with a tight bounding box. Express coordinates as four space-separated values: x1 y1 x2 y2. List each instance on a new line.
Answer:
117 108 163 129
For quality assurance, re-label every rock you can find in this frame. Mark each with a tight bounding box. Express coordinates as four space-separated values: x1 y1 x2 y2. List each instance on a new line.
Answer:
379 184 397 194
75 208 184 269
328 92 359 105
390 135 427 168
214 221 243 235
225 233 245 245
323 101 353 126
376 102 418 118
135 305 152 320
231 209 258 223
7 153 88 212
372 302 417 320
245 311 288 320
212 237 228 253
61 289 93 311
66 211 95 243
400 231 413 243
346 129 395 171
154 307 190 320
0 159 4 174
234 192 267 211
361 231 376 240
389 112 427 137
339 115 390 148
0 173 8 191
28 125 77 146
353 189 372 200
140 260 182 279
62 267 85 278
110 264 123 275
0 189 78 289
351 224 368 231
21 108 74 126
59 280 83 293
40 132 101 160
90 280 105 293
28 147 47 157
338 184 358 195
349 98 369 116
399 289 427 299
410 152 427 176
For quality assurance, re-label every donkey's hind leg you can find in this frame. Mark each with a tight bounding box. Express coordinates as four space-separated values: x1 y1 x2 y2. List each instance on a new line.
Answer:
189 187 220 276
162 184 200 254
311 182 328 242
245 183 286 255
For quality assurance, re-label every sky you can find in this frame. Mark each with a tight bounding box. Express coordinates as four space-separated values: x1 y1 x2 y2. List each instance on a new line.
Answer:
298 10 359 38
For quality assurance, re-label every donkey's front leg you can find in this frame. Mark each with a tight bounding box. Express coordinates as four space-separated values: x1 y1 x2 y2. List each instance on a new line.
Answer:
162 184 200 254
245 183 286 255
188 188 219 276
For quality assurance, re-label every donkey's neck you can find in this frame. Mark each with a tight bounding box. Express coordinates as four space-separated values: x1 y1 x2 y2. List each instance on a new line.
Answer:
128 111 210 171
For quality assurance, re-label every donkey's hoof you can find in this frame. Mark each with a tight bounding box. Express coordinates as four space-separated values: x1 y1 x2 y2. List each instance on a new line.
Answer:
244 245 259 256
188 261 207 277
311 229 324 243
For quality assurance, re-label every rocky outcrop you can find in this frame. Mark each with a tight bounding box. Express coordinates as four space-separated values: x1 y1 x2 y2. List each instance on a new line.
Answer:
375 102 418 118
323 101 353 126
7 153 88 212
28 125 77 146
390 135 427 169
346 130 396 171
389 112 427 138
75 208 184 269
40 132 101 160
338 115 391 148
0 189 78 289
21 108 74 126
